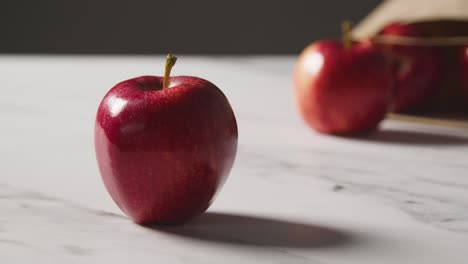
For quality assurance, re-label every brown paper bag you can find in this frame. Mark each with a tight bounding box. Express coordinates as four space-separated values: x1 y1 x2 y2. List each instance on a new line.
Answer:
354 0 468 38
352 0 468 114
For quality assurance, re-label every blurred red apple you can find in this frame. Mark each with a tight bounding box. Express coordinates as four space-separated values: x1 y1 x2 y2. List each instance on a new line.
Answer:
293 32 393 135
378 22 442 112
462 46 468 102
95 55 238 225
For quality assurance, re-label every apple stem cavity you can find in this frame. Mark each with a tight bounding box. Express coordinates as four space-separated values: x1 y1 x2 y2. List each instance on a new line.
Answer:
341 21 353 49
163 54 178 89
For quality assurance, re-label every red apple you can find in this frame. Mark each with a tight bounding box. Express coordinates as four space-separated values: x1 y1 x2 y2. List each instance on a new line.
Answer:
378 22 442 112
95 55 238 225
293 30 393 135
380 22 422 37
462 46 468 101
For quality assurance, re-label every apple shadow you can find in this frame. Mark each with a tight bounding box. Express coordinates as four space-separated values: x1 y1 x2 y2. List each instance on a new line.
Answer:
146 212 351 248
361 129 468 145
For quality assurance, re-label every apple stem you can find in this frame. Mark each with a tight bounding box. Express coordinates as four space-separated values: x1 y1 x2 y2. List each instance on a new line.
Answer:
341 21 352 49
163 54 177 89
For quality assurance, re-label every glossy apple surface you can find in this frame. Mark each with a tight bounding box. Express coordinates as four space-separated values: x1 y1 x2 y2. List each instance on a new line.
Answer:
379 22 442 112
294 40 393 135
95 76 238 225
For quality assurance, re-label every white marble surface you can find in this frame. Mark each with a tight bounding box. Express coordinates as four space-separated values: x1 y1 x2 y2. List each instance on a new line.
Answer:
1 55 468 263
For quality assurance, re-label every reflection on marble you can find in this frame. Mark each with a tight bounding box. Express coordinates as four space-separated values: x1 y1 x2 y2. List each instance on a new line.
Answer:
1 56 468 263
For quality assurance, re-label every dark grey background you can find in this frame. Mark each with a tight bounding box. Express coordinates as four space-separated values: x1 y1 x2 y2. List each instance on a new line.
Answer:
1 0 381 54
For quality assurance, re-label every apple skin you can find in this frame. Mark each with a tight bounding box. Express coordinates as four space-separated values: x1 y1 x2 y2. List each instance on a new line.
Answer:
380 22 423 37
293 40 393 135
378 22 442 112
95 76 238 225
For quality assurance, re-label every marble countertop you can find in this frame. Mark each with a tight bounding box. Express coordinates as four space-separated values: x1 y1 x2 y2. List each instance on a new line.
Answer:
1 55 467 263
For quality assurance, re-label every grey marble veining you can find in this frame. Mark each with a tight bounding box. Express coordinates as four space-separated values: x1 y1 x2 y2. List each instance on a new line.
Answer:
236 139 468 234
1 55 467 263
